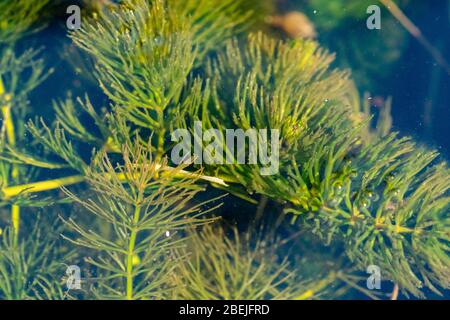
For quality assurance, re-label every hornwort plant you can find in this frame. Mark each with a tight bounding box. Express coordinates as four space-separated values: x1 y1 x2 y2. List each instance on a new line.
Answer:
0 0 448 300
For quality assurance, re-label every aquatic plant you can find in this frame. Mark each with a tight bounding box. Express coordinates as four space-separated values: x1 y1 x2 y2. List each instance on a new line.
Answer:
0 0 448 300
170 224 320 300
301 0 410 90
0 0 49 44
62 140 219 299
0 0 51 245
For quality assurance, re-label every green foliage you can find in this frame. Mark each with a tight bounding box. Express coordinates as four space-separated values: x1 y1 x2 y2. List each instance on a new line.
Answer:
0 0 52 202
74 0 194 141
0 48 48 111
70 0 257 159
0 0 448 300
62 140 217 299
0 0 49 44
171 224 381 300
27 119 90 174
188 32 449 297
0 219 73 300
0 48 50 175
201 33 353 170
287 0 410 90
171 224 307 300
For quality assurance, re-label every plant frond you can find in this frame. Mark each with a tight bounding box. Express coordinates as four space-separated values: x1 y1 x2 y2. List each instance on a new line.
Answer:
26 119 88 173
170 223 331 300
62 139 218 299
0 219 75 300
0 0 49 44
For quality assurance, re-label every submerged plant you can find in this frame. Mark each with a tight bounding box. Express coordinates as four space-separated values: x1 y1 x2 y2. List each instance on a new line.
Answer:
0 0 51 246
62 140 218 299
0 0 448 300
0 219 72 300
284 0 410 90
0 0 49 44
170 224 346 300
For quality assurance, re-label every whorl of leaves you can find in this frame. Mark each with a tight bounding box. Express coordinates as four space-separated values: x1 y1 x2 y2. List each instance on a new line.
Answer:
0 0 448 299
0 0 49 44
62 140 218 299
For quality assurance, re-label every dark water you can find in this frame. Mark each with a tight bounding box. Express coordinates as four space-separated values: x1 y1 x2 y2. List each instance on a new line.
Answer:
379 1 450 159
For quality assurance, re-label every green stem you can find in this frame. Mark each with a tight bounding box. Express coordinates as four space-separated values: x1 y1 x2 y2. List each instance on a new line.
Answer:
1 175 85 199
155 109 166 164
1 76 20 244
380 0 450 76
1 166 230 200
11 205 19 245
126 204 141 300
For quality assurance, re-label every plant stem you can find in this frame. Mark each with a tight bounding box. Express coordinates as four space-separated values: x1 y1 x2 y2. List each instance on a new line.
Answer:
1 76 20 244
11 205 20 244
126 204 141 300
0 77 14 146
1 105 16 146
1 165 230 199
155 109 166 164
380 0 450 76
294 273 337 300
1 175 85 199
255 195 268 221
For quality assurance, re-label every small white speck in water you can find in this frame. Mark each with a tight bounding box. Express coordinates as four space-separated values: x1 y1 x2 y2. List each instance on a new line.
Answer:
165 231 170 237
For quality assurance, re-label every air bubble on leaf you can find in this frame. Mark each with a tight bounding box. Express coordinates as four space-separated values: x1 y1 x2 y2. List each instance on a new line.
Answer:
332 181 344 197
385 172 396 182
370 192 380 202
342 157 352 166
359 198 371 209
389 188 401 198
154 36 163 46
365 189 379 201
